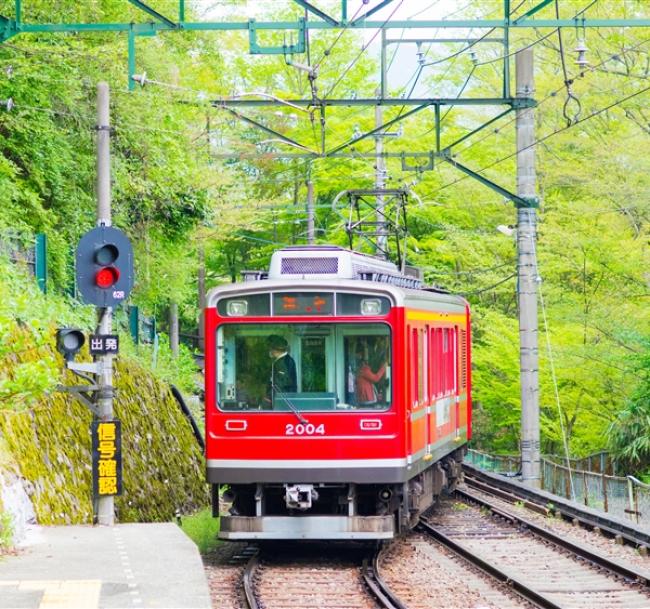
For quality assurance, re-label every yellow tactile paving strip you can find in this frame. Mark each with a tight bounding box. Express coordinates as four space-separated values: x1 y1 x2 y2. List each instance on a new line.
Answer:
0 580 101 608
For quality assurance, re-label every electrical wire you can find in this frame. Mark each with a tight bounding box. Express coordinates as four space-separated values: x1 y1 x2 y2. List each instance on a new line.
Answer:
312 2 366 71
429 80 650 200
529 229 576 499
323 0 404 99
556 0 582 126
459 34 650 155
460 273 516 296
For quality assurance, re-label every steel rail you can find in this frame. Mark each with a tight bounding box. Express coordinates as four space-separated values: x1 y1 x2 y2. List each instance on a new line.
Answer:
463 463 650 550
361 545 408 609
417 519 563 609
242 553 260 609
456 487 650 587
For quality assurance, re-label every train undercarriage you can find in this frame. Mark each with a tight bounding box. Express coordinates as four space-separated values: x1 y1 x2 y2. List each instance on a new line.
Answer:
215 447 466 540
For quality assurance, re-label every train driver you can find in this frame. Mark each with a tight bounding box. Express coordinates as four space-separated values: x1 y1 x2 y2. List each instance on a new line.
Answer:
354 340 386 406
265 335 297 405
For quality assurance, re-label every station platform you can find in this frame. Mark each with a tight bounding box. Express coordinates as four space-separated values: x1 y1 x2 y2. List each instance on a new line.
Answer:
0 523 211 608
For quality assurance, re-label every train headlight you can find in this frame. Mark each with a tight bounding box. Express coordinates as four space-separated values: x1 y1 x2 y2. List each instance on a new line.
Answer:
360 298 381 315
227 300 248 316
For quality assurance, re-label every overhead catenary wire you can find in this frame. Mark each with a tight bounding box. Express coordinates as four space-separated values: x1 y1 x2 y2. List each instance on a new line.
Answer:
323 0 404 99
430 75 650 201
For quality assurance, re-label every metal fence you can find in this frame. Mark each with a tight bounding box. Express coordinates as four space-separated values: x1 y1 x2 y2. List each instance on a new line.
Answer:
466 449 650 530
0 229 47 293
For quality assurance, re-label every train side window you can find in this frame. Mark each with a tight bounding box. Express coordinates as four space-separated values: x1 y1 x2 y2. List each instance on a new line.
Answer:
411 327 418 407
343 329 391 410
453 326 458 394
418 328 425 405
428 326 434 402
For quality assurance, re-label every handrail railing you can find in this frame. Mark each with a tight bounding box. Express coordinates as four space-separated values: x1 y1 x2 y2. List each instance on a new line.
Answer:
466 448 650 530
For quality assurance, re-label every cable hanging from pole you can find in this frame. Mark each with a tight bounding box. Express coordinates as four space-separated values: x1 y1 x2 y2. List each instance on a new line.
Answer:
555 0 582 126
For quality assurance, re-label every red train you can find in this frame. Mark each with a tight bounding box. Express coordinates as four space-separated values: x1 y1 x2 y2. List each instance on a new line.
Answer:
204 245 471 539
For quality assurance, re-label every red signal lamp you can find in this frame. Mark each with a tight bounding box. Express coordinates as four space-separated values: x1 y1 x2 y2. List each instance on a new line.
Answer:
95 266 120 288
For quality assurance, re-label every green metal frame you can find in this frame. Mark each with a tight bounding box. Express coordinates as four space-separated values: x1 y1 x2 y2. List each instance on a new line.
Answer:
129 305 140 345
4 0 648 205
291 1 339 26
248 17 306 55
34 232 47 294
127 0 178 28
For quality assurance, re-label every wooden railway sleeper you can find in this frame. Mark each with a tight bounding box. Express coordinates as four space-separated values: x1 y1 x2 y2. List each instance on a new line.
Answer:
456 487 650 587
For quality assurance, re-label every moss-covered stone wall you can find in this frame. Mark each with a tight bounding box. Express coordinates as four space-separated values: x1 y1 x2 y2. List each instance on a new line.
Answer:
0 327 208 525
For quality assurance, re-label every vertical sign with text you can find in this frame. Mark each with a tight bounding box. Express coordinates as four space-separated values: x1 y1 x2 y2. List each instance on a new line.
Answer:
92 420 122 497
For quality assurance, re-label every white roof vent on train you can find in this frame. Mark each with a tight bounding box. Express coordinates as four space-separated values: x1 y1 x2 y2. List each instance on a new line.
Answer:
268 246 422 288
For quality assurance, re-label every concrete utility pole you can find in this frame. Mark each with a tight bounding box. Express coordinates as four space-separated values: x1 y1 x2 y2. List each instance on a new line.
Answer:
374 98 387 258
516 49 541 488
375 28 388 258
306 179 315 245
96 81 114 526
198 248 206 351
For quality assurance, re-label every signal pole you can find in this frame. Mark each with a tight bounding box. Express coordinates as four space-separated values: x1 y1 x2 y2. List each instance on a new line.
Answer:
96 81 115 525
516 49 541 488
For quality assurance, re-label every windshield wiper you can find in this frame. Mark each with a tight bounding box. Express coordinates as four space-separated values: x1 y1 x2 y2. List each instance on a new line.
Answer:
271 381 309 425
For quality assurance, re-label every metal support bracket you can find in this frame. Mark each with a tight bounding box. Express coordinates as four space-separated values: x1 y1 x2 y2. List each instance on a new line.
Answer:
56 384 101 417
248 18 306 55
401 151 434 172
442 153 538 208
127 0 178 28
291 1 339 26
351 0 396 26
512 0 554 25
67 361 103 375
511 97 536 109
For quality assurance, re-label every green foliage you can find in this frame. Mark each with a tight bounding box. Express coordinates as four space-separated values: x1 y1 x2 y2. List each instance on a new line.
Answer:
122 332 199 396
0 325 208 524
2 1 650 465
0 256 92 408
608 343 650 475
179 507 220 554
0 511 12 549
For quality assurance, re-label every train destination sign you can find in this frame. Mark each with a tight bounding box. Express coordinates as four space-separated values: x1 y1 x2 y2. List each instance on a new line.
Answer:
273 292 334 316
92 420 122 497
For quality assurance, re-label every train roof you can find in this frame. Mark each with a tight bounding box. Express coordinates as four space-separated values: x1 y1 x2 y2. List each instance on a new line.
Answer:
207 246 467 311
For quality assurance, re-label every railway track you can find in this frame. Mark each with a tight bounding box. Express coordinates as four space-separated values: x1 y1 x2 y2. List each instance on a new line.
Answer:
463 463 650 551
421 490 650 609
241 543 393 609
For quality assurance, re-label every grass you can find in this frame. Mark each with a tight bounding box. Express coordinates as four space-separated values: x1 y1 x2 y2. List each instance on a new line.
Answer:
178 507 220 554
0 512 13 555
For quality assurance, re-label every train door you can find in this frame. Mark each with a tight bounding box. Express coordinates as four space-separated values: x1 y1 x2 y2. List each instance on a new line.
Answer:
409 326 426 461
453 325 459 439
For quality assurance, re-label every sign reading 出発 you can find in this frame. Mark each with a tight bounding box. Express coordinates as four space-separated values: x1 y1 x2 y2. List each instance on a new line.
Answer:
91 420 122 497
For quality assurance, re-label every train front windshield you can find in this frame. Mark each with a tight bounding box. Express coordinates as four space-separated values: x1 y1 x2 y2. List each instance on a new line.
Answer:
216 324 391 411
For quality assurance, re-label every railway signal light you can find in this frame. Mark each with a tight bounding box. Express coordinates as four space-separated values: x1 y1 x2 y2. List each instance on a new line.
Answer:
76 226 134 307
56 328 85 361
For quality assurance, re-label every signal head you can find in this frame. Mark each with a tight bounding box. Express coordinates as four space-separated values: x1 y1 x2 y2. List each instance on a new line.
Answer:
76 226 134 307
95 266 120 288
56 328 85 361
94 244 119 266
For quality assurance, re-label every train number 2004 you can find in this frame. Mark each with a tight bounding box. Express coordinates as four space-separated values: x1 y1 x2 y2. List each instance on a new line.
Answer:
285 423 325 435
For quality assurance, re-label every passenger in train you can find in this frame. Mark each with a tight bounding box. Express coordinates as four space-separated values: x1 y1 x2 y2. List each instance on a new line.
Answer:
354 340 386 406
266 335 297 402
